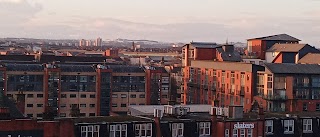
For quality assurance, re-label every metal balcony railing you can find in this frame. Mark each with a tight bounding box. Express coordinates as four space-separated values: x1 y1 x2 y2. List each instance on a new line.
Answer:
262 94 288 101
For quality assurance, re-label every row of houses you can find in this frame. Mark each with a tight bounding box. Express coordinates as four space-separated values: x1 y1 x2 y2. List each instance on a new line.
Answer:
1 101 320 137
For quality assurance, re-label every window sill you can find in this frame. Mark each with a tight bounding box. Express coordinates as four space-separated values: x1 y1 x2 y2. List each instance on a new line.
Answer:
303 131 313 134
284 132 294 134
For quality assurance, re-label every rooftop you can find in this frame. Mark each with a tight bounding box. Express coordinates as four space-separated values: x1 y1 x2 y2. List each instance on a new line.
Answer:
265 63 320 74
5 63 44 71
248 34 300 41
187 42 220 49
108 65 145 73
71 116 152 124
266 44 308 52
298 53 320 64
59 64 96 72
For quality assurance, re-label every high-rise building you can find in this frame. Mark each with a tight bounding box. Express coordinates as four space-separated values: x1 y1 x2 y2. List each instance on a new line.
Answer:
96 37 102 47
79 39 86 47
86 40 93 46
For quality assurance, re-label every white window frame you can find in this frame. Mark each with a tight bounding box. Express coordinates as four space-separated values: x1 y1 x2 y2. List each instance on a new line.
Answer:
199 122 210 136
303 119 312 133
81 125 100 137
110 124 127 137
172 123 184 137
265 120 273 134
283 119 294 134
240 129 245 137
225 129 229 137
135 123 152 137
247 129 252 137
232 129 238 137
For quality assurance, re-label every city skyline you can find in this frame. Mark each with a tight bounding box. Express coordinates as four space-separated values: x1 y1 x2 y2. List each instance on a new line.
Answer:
0 0 319 46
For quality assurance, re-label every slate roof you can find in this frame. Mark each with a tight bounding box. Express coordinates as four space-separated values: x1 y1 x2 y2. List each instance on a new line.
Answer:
298 53 320 64
248 34 300 41
266 44 307 52
265 63 320 74
6 63 44 71
216 48 242 62
59 64 96 72
108 65 145 73
189 42 220 49
0 92 25 119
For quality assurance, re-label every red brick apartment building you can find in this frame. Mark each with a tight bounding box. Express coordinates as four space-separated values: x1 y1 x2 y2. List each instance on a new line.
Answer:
246 34 300 60
255 63 320 112
183 61 264 112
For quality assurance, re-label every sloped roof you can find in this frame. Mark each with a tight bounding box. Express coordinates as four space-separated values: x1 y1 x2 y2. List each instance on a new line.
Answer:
108 65 145 73
188 42 220 49
216 48 242 62
0 92 25 119
59 64 96 72
248 34 300 41
298 53 320 64
6 63 44 71
265 63 320 74
266 44 307 52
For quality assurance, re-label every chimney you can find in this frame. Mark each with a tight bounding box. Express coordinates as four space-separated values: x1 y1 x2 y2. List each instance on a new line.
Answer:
16 91 26 114
258 107 264 120
211 107 217 137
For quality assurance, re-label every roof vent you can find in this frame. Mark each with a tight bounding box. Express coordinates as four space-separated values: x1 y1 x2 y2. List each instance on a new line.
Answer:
228 54 231 57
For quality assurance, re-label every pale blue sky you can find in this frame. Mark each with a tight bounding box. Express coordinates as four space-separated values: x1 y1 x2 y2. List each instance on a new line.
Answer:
0 0 319 45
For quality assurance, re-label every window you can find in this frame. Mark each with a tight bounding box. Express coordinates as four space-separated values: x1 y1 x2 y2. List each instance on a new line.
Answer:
303 119 312 133
90 104 95 108
121 104 127 107
81 94 87 98
240 129 245 137
121 94 127 98
90 94 96 98
316 103 320 111
112 94 118 98
112 104 117 107
37 104 43 107
27 104 33 107
37 113 43 117
199 122 210 136
172 123 183 137
80 104 86 108
70 94 76 98
283 119 294 134
247 129 252 137
60 104 66 108
27 114 33 117
139 94 145 98
81 125 99 137
27 94 33 98
60 113 66 117
37 94 43 98
61 94 67 98
131 94 136 98
161 95 168 98
225 129 229 137
265 120 273 134
89 113 95 116
303 103 308 111
232 129 238 137
135 123 152 137
110 124 127 137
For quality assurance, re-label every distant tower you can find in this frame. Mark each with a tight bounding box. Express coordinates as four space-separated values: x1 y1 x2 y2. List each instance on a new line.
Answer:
96 37 102 47
86 40 92 46
79 39 86 47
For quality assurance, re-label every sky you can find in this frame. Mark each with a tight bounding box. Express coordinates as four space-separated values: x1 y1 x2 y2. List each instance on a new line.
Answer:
0 0 319 45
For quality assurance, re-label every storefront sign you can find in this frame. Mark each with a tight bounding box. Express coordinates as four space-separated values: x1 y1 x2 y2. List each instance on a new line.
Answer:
233 122 254 129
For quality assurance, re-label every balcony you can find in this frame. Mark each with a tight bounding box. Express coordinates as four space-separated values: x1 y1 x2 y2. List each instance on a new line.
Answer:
262 94 288 101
